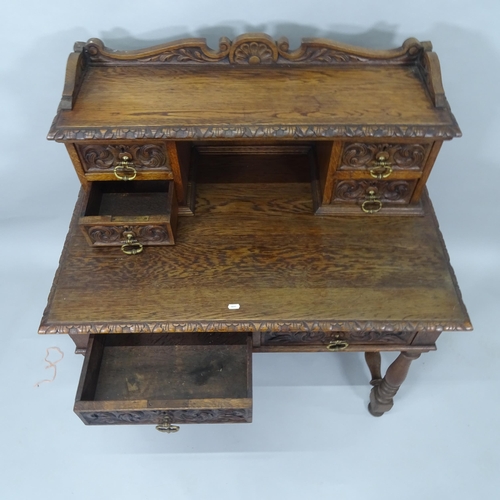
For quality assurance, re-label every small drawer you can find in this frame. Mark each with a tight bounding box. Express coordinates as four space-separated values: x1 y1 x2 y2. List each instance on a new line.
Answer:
339 142 430 173
331 179 419 214
79 180 177 249
76 143 172 181
74 333 253 428
261 330 416 348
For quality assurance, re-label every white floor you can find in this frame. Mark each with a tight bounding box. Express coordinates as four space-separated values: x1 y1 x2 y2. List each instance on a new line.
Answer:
1 3 500 499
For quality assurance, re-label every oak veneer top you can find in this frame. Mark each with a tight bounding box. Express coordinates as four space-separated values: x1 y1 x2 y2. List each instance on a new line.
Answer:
40 183 470 334
56 65 448 130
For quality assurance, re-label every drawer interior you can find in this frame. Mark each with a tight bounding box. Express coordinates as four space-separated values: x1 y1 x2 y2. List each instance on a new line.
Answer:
75 333 252 425
84 180 171 217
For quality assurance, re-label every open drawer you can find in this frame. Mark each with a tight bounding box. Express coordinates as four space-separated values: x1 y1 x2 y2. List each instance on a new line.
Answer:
74 333 253 431
79 180 178 251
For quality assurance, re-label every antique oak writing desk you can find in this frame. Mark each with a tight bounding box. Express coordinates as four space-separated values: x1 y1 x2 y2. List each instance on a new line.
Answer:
41 34 471 432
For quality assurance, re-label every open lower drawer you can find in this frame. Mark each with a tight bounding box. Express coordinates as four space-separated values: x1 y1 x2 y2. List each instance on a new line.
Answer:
74 333 252 430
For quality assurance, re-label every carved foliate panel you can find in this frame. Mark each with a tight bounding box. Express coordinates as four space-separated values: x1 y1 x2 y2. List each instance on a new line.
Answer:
333 180 417 204
78 408 252 425
340 143 430 171
83 224 173 246
77 143 170 173
261 330 415 345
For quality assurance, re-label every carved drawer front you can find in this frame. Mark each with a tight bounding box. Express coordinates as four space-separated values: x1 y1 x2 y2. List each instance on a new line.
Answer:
339 143 430 173
76 143 172 181
261 330 416 348
79 180 177 251
330 179 420 215
333 179 417 204
74 333 253 428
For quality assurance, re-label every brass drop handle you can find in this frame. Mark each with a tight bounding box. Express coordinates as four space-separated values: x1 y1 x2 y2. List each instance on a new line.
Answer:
361 189 383 214
369 155 392 179
114 155 137 181
121 232 143 255
156 416 180 433
326 340 349 351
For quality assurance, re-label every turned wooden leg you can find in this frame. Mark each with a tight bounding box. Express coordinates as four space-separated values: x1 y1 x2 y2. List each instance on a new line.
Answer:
368 351 421 417
364 352 382 386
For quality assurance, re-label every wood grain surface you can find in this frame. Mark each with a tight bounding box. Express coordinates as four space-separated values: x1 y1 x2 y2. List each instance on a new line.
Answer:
55 65 452 131
40 174 470 334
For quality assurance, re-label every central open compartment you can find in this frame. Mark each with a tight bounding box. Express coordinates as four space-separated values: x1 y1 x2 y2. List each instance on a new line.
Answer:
192 141 316 216
194 141 313 183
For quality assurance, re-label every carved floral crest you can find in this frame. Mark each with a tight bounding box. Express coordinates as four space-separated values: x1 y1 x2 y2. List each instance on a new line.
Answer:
233 42 274 64
229 34 278 64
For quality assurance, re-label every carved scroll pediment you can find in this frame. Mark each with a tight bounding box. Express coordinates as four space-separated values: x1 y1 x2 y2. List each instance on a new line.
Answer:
81 33 429 66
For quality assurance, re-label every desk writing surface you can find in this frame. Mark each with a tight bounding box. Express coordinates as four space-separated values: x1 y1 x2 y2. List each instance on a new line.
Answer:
40 181 470 333
55 65 455 131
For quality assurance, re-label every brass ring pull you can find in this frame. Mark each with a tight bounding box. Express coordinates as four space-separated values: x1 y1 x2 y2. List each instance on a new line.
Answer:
361 190 383 214
121 232 143 255
326 340 349 351
369 164 392 179
156 416 180 433
114 156 137 181
369 155 392 179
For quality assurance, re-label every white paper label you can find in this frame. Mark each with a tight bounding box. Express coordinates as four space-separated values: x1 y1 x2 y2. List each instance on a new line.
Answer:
228 304 240 310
